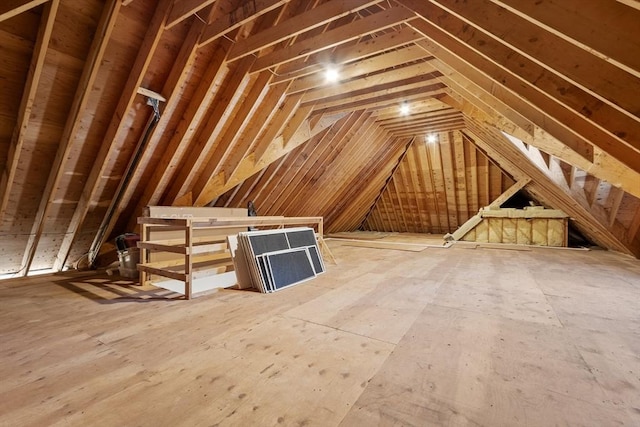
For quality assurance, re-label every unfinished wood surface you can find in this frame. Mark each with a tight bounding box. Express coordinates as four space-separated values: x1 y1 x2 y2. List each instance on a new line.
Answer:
1 239 638 426
331 239 428 252
2 0 640 280
138 214 325 298
362 130 515 235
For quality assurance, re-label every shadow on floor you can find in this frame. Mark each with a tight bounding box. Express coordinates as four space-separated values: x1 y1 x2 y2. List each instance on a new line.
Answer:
54 270 183 304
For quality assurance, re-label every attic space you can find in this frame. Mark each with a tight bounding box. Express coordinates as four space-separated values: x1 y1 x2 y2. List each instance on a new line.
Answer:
1 0 639 277
0 0 639 425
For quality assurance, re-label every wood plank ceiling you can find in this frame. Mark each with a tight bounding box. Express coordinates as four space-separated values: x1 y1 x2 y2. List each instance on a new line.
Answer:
1 0 639 277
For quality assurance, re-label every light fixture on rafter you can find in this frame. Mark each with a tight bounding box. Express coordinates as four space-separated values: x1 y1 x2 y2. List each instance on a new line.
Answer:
426 133 438 144
324 66 339 83
399 102 410 116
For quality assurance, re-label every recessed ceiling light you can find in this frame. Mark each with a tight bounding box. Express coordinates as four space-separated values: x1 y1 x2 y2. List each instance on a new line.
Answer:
426 134 438 144
399 102 410 116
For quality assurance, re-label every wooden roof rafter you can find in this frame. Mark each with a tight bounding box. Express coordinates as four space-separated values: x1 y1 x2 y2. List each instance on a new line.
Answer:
433 0 639 119
0 0 48 23
19 0 121 275
271 24 424 83
298 59 440 103
198 0 290 47
0 0 59 254
54 0 174 270
398 0 640 172
2 0 640 277
286 44 432 94
489 0 640 78
508 137 640 244
97 3 222 248
309 83 447 114
192 70 278 206
462 118 638 257
163 55 257 206
165 0 217 29
124 36 236 232
227 0 383 62
250 6 417 73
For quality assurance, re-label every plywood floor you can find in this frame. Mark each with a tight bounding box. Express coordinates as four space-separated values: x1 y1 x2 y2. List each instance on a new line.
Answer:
1 239 639 426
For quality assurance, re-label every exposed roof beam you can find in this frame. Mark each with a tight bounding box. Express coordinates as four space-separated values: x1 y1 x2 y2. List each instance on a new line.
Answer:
463 119 635 256
111 10 219 237
228 0 382 62
217 111 350 200
253 96 309 165
317 133 408 232
300 60 438 103
241 113 361 206
219 96 302 188
266 112 375 214
308 81 446 112
417 51 538 139
297 121 387 220
166 0 216 29
55 0 173 270
490 0 640 77
381 115 464 132
251 6 417 73
616 0 640 11
272 25 424 83
0 0 59 233
315 88 447 116
125 37 235 232
488 178 531 209
441 83 640 199
403 17 640 175
20 0 120 274
199 0 289 47
193 71 276 206
220 82 294 185
164 2 318 206
288 44 431 94
0 0 47 23
377 110 461 127
510 138 640 254
374 98 451 119
163 56 256 205
391 122 465 137
398 2 640 172
430 0 639 124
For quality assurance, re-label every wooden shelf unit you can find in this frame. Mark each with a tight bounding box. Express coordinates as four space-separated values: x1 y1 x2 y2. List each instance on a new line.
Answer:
137 216 324 299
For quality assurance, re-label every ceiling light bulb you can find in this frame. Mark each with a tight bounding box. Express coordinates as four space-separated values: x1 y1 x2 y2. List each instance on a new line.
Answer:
325 67 339 83
426 134 438 144
400 103 410 116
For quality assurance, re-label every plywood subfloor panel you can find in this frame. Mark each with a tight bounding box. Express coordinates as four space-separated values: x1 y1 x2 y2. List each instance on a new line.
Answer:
325 231 391 240
0 241 638 426
332 240 429 252
328 231 448 245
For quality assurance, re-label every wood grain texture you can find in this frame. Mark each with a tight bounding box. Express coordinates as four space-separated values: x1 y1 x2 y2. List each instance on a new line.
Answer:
1 239 638 426
2 0 640 276
363 131 515 234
